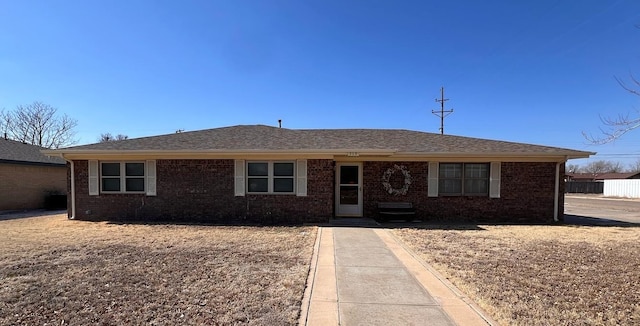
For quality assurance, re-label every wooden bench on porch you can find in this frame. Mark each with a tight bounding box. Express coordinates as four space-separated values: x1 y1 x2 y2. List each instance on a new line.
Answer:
377 202 416 222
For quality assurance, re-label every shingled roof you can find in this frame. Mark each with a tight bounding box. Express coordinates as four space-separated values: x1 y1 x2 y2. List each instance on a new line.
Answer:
0 138 66 166
49 125 594 158
48 125 592 159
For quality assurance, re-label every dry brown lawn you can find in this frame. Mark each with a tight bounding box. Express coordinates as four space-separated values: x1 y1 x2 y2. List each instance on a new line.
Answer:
0 213 317 325
394 225 640 326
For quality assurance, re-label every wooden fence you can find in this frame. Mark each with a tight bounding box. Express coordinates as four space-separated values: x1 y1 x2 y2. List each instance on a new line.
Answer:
565 181 603 194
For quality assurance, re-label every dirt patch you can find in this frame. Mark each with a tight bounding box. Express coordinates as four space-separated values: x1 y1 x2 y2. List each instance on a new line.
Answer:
0 213 317 325
393 225 640 326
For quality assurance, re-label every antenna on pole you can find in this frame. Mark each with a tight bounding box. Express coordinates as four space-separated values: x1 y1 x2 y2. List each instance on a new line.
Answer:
431 87 454 134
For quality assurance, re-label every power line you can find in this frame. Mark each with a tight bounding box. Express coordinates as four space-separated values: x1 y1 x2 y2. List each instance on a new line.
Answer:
588 153 640 157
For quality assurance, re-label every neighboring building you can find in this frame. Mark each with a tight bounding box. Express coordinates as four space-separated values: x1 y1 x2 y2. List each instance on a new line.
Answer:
0 138 67 211
44 125 592 223
566 172 640 182
565 172 640 194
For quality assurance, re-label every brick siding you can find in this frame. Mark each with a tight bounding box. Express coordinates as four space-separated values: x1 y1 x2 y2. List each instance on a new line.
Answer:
71 159 333 223
363 161 564 223
71 159 563 224
0 163 67 210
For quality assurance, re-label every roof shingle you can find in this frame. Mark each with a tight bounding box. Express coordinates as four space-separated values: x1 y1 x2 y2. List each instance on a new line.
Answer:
0 138 66 165
53 125 592 158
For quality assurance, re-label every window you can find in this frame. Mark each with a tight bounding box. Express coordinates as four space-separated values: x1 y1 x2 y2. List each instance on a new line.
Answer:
100 162 146 193
439 163 489 196
247 161 295 193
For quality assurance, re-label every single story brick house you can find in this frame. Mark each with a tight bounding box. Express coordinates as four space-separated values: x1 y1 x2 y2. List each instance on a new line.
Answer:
1 138 67 211
43 125 592 223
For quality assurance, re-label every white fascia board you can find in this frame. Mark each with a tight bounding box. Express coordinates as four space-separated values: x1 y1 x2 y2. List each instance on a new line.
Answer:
43 149 594 161
40 150 64 157
395 151 594 161
52 149 396 160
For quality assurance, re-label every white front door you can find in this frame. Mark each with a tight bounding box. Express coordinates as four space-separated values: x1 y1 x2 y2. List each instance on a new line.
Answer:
336 162 363 217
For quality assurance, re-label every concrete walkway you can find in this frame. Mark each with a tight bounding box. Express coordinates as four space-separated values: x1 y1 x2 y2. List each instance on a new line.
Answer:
300 227 495 326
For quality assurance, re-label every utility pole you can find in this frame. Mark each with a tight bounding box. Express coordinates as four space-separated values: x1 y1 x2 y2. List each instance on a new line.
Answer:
431 87 454 135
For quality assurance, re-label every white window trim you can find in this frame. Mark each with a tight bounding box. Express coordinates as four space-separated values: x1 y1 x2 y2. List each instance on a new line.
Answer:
100 161 147 194
246 161 296 194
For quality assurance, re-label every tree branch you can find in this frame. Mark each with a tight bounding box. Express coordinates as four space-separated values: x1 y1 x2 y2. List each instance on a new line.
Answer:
584 75 640 144
2 102 77 148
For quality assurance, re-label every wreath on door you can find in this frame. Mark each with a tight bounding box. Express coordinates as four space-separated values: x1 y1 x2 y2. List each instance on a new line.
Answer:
381 164 411 196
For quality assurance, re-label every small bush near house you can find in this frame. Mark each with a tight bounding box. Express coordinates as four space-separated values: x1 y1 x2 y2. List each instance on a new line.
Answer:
394 225 640 326
43 191 67 210
0 213 316 325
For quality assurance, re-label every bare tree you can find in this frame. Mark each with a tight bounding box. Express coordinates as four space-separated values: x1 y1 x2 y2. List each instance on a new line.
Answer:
582 161 607 174
582 160 624 174
0 109 9 138
609 161 624 173
583 75 640 144
566 163 581 173
1 102 77 148
629 158 640 173
99 133 129 142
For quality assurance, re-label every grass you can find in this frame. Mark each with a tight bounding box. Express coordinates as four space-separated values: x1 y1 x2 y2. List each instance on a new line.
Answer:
393 225 640 326
0 213 317 325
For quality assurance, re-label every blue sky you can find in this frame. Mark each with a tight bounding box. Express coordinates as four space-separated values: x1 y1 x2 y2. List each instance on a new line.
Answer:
1 0 639 167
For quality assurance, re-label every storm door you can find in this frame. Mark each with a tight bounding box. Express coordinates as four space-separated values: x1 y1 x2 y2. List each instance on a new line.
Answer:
335 163 363 216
